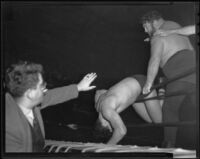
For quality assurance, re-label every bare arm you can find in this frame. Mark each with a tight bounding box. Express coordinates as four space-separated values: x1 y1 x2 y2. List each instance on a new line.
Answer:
154 25 195 36
102 107 127 145
143 37 164 94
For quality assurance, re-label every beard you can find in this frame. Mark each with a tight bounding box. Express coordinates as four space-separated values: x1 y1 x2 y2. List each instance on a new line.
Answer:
148 23 157 38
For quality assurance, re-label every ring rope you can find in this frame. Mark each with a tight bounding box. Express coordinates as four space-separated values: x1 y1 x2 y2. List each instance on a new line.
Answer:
150 67 196 91
135 90 195 103
44 120 196 131
126 121 196 128
137 67 196 100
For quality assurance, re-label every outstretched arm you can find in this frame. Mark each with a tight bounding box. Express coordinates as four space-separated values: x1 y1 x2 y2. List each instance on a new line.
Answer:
154 25 195 36
41 72 97 108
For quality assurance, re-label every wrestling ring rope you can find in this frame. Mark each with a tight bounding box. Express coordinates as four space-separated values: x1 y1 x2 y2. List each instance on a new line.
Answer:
133 67 197 129
43 67 197 157
136 67 196 101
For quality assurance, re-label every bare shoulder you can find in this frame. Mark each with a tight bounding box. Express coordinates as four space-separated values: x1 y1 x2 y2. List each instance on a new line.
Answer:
162 20 181 30
151 35 165 44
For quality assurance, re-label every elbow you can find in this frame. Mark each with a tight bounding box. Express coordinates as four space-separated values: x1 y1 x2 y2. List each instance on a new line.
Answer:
118 126 127 137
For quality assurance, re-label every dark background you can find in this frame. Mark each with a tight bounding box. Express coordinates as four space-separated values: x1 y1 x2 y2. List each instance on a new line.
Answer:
2 2 198 147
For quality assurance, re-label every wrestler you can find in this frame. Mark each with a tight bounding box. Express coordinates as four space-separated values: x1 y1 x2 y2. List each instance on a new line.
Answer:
141 11 196 147
94 75 162 145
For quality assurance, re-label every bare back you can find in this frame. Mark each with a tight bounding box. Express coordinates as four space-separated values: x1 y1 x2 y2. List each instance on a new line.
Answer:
157 21 194 67
107 77 141 111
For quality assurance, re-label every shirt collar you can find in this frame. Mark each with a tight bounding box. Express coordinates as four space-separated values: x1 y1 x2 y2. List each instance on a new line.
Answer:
19 106 34 120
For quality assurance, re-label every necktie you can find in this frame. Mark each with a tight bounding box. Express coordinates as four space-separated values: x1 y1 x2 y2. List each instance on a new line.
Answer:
32 113 45 152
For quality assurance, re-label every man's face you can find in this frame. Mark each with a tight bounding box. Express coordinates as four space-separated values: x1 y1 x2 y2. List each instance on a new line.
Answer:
143 21 156 37
29 73 47 106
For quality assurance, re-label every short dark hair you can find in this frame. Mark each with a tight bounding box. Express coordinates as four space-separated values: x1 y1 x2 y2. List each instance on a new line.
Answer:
141 10 163 24
93 118 112 141
6 60 44 98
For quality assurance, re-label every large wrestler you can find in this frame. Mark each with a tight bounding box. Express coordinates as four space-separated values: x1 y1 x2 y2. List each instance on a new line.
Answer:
141 11 196 147
94 75 162 145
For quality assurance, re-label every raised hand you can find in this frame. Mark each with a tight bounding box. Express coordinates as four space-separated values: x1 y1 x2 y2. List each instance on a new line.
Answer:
77 72 97 91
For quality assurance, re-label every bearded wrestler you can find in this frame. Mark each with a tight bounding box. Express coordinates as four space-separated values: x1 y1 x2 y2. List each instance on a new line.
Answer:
141 11 196 147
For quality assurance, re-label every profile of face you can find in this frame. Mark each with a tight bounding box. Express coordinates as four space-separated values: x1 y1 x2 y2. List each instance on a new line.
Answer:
143 21 156 37
28 73 47 107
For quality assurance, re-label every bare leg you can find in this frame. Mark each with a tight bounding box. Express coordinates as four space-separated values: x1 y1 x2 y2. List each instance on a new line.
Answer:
144 90 162 123
132 90 162 123
132 102 153 123
131 79 161 123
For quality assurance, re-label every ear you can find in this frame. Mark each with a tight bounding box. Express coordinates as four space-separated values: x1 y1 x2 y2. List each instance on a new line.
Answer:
25 89 36 100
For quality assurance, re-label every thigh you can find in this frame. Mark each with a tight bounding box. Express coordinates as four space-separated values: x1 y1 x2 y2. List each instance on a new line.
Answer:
132 102 152 123
162 81 194 122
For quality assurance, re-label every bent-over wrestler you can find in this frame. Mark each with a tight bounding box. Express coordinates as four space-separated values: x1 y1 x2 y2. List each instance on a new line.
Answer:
94 75 162 145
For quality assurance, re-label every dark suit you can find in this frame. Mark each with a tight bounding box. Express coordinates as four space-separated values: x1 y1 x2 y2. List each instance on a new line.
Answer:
6 84 78 152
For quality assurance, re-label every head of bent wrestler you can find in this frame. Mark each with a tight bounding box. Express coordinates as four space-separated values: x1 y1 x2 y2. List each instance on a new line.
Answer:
93 117 112 142
141 10 164 37
6 60 47 109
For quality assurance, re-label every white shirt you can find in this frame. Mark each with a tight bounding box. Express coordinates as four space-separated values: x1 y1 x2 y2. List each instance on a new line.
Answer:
19 106 34 127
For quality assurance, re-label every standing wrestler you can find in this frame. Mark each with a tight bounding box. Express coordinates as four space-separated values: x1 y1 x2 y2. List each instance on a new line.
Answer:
94 75 162 145
141 11 196 147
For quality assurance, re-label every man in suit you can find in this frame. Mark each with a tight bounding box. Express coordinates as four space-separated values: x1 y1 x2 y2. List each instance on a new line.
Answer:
5 61 97 152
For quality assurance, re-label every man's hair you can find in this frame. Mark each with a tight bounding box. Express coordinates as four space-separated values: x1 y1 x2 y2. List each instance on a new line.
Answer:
6 60 44 98
93 118 112 142
141 10 163 24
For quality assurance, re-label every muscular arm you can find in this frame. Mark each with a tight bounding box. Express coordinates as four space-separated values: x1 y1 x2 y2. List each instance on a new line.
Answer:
102 107 127 145
154 25 195 36
173 25 195 35
145 37 164 88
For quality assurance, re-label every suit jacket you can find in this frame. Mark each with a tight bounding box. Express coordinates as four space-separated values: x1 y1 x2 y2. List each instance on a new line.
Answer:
6 84 78 152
